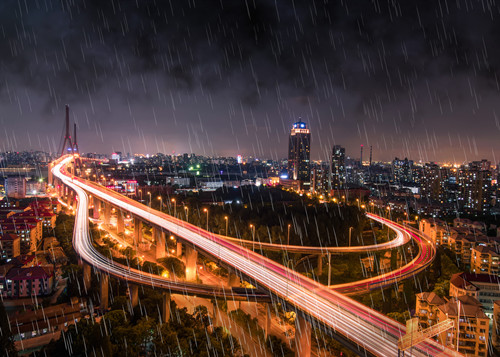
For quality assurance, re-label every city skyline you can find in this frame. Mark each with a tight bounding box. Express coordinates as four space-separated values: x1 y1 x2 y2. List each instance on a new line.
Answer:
1 1 500 162
2 2 500 356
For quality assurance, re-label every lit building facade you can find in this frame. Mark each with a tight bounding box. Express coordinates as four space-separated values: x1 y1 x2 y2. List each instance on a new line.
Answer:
436 296 489 356
420 163 450 203
0 234 20 259
5 176 26 199
392 157 413 186
287 120 311 189
471 246 500 275
330 145 346 190
458 161 494 214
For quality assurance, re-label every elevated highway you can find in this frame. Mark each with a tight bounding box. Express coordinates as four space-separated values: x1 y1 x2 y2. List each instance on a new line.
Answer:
52 156 460 357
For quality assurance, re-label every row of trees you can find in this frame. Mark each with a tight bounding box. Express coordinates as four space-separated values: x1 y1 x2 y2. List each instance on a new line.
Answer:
161 187 369 249
41 293 244 356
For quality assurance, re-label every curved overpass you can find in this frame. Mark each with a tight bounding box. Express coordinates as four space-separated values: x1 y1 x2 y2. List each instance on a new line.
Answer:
219 213 410 254
53 156 457 357
332 217 435 295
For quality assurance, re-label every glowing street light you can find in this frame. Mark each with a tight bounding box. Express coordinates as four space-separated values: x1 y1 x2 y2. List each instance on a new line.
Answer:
171 198 176 217
250 224 256 250
184 206 189 222
203 208 208 231
287 224 291 246
224 216 229 235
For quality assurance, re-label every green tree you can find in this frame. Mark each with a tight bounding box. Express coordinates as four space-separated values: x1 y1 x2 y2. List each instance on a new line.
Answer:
158 257 186 278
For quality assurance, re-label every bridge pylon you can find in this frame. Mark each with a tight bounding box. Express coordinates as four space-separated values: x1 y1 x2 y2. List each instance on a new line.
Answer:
59 105 74 157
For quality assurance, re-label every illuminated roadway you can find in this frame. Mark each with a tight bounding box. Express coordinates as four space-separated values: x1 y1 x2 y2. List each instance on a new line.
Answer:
219 214 410 254
53 156 459 357
332 215 435 295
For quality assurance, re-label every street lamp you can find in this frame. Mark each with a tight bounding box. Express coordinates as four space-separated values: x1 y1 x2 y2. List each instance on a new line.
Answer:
287 224 291 246
203 208 208 231
171 198 176 217
224 216 229 235
158 196 162 211
184 206 189 222
327 253 332 287
250 224 256 250
349 226 354 247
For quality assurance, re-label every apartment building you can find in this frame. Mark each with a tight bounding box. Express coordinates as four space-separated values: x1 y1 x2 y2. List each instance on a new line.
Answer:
0 233 20 259
2 266 53 298
450 272 500 317
415 292 445 328
436 296 489 357
471 245 499 275
493 300 500 350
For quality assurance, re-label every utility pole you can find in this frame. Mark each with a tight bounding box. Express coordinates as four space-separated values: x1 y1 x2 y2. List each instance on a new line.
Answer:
327 253 331 286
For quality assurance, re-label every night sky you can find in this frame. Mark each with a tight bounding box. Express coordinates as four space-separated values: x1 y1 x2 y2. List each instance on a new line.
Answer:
1 0 499 163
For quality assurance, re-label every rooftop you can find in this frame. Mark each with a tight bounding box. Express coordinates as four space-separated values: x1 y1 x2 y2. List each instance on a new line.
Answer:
416 291 445 306
0 233 19 241
438 297 488 319
6 266 53 280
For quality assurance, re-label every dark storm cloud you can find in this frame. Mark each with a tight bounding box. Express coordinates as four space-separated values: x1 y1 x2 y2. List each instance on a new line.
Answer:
0 0 499 161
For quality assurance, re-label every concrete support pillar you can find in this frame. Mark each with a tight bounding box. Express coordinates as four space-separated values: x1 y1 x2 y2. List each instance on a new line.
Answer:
162 292 171 323
67 190 73 207
100 273 109 311
295 313 312 357
134 217 143 245
154 227 166 260
116 210 124 233
264 303 272 340
129 284 139 309
185 246 198 281
317 254 324 276
228 272 240 287
103 202 111 226
83 263 92 291
176 241 182 258
93 200 101 219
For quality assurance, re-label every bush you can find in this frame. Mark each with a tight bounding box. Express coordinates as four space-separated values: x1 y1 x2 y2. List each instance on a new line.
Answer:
158 257 186 278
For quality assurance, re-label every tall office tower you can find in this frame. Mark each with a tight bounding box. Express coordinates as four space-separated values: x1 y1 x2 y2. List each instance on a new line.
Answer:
420 163 450 203
311 162 330 194
459 161 494 214
288 120 311 189
392 157 414 186
330 145 346 190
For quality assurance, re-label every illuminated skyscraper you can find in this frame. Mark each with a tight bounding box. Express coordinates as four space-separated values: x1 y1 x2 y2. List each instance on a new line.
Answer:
288 120 311 188
330 145 346 190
